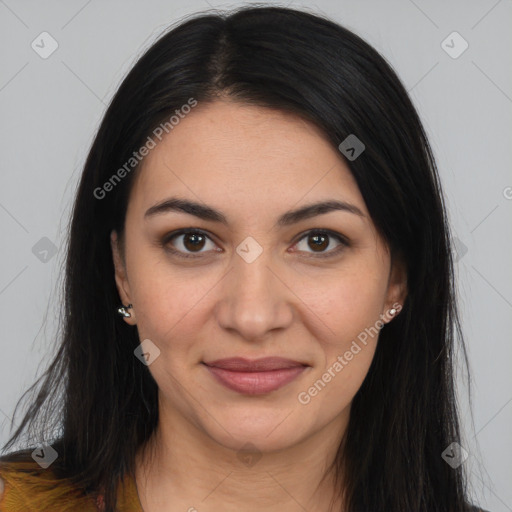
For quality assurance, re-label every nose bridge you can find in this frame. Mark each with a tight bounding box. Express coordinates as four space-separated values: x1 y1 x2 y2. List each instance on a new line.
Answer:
232 234 275 296
215 239 293 339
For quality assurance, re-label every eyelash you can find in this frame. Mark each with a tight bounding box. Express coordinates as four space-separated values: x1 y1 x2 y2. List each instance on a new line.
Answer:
161 228 349 260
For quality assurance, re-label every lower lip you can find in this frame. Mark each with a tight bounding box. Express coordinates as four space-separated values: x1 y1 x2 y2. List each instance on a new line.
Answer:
203 364 307 395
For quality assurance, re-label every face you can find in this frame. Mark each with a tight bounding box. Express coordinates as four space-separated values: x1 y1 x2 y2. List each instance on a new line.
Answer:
112 99 407 453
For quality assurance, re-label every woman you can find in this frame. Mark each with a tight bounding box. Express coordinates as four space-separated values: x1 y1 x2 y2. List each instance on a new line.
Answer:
0 5 487 512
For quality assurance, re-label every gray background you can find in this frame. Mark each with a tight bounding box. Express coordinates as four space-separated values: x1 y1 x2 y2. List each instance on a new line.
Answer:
0 0 511 510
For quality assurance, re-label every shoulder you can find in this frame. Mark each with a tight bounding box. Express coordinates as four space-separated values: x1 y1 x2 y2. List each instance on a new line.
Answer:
0 453 98 511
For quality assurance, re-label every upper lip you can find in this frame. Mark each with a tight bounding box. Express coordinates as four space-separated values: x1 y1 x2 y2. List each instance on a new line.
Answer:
203 357 308 372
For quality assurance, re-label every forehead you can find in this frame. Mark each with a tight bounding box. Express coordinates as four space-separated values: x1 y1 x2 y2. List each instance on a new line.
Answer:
128 100 368 221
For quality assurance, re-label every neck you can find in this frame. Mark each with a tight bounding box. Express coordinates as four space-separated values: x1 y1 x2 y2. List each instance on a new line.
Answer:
135 401 348 512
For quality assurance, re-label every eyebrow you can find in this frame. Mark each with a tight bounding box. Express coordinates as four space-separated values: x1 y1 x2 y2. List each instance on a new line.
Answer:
144 197 365 227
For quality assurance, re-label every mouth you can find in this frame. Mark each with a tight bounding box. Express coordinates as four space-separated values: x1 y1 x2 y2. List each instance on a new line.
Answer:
202 357 310 395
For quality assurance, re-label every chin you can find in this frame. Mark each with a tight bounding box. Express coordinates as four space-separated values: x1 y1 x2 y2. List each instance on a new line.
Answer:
201 410 308 453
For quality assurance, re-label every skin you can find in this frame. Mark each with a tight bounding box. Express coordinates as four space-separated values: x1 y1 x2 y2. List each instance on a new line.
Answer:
111 99 407 512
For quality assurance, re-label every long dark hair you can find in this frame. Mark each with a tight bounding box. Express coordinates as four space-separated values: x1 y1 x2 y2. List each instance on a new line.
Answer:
1 5 473 511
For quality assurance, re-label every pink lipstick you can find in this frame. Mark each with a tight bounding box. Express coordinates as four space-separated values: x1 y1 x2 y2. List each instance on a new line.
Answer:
202 357 308 395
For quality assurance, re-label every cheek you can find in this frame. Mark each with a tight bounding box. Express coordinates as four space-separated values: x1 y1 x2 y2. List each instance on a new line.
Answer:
129 268 208 398
303 267 386 398
134 278 195 339
127 252 215 350
312 265 388 343
297 290 382 425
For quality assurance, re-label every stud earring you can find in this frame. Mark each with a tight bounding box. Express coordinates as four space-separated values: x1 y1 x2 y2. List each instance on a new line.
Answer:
117 304 133 318
389 305 400 316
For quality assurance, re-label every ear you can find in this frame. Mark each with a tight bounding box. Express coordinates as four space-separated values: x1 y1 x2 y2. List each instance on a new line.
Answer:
111 230 137 325
382 251 408 323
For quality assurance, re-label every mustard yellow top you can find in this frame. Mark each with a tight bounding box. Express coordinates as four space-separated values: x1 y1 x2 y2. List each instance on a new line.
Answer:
0 459 144 511
0 459 491 511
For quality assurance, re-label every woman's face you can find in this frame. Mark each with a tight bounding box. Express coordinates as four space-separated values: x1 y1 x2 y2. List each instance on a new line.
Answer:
112 99 406 452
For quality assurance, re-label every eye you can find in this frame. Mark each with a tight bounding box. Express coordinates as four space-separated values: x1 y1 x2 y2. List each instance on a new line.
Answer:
161 228 349 259
163 229 220 258
292 229 349 258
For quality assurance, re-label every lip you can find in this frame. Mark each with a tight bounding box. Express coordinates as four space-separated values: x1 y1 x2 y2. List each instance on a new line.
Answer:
204 357 307 371
202 357 309 395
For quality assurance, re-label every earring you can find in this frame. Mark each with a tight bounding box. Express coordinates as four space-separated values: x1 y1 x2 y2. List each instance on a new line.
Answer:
117 303 133 318
389 305 399 316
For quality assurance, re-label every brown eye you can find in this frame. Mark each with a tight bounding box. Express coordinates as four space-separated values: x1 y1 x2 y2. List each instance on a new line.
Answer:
293 230 348 258
182 232 206 252
308 233 329 252
163 229 219 258
162 228 348 260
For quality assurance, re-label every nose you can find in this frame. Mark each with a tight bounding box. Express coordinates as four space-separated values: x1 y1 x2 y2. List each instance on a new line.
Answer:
214 247 294 342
